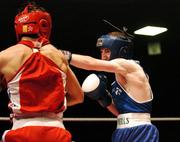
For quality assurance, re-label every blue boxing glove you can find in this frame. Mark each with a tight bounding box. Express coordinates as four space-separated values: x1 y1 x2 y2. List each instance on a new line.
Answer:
82 73 112 107
61 50 72 63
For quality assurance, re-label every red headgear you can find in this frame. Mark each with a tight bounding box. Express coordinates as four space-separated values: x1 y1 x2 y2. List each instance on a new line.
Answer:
14 4 52 41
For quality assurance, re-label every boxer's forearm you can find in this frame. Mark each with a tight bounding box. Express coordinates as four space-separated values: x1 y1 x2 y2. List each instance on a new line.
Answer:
70 54 120 73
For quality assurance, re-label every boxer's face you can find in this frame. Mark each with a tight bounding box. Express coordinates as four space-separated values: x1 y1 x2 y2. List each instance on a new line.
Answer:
100 48 111 61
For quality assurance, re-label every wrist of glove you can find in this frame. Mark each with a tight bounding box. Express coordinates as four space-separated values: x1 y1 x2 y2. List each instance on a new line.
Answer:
61 50 72 63
97 90 112 107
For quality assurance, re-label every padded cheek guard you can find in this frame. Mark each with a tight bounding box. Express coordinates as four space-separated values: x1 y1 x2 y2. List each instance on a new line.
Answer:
96 35 133 60
14 9 52 41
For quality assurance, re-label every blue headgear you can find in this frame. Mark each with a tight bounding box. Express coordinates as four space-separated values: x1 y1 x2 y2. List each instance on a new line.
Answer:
96 34 133 60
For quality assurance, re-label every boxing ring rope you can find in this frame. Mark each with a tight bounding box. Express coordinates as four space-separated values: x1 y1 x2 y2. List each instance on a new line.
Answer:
64 117 180 122
0 117 180 122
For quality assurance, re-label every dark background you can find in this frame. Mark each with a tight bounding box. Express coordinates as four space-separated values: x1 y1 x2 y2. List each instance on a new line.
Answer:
0 0 180 141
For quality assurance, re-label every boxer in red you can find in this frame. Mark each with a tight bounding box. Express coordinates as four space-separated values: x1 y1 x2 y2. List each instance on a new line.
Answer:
0 2 84 142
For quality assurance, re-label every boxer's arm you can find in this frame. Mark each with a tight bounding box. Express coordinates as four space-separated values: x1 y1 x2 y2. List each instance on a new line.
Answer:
65 65 84 106
61 50 72 63
61 50 126 74
71 54 126 74
107 103 119 116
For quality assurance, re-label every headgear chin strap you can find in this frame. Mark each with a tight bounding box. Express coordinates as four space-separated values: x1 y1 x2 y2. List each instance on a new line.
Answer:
96 35 133 60
14 4 52 41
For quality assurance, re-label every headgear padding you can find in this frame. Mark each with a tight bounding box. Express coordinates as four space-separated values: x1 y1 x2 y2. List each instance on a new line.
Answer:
14 4 52 41
96 34 133 60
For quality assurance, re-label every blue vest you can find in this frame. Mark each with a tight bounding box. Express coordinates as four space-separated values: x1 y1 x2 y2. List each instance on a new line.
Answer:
111 81 152 114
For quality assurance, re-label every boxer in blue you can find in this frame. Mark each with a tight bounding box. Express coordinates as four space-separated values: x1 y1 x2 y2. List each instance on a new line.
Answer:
65 30 159 142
